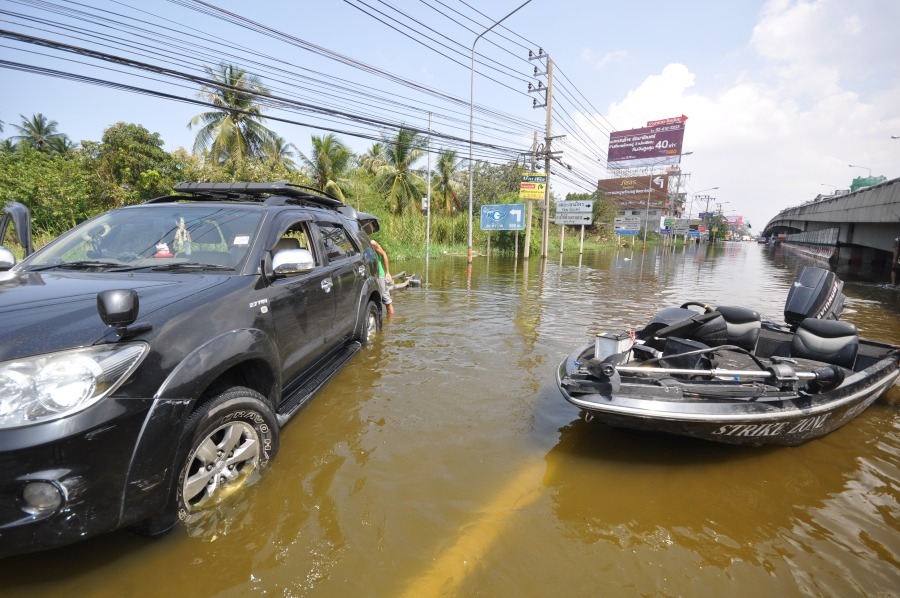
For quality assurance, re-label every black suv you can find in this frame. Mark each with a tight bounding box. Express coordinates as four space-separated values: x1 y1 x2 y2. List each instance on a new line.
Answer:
0 182 382 557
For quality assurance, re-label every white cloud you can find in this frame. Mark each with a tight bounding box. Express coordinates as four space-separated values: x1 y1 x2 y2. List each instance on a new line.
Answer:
580 47 628 70
588 0 900 230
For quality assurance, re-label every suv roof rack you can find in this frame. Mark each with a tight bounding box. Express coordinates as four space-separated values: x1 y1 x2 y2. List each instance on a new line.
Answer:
154 181 346 209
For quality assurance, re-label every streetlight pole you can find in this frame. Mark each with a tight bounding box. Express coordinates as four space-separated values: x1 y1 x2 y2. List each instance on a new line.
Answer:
467 0 533 266
848 164 871 178
686 185 717 244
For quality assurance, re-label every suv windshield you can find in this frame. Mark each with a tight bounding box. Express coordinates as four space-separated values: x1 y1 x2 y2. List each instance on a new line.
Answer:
20 206 263 271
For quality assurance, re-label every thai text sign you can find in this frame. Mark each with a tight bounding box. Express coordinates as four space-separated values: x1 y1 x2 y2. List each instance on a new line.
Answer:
519 172 547 200
598 175 669 209
607 119 687 168
555 213 593 226
555 200 594 213
614 216 642 235
480 203 526 231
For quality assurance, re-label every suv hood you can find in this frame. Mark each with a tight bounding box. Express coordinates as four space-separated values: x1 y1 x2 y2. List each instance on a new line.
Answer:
0 270 229 361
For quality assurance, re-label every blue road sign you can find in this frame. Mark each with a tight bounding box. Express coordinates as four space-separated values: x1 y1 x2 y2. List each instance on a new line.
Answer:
480 203 526 231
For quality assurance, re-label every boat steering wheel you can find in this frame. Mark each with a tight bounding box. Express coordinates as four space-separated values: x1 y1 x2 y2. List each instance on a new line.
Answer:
679 301 714 313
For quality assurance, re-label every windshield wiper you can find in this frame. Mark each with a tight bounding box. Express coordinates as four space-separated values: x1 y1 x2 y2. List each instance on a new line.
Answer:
27 260 131 272
148 262 234 272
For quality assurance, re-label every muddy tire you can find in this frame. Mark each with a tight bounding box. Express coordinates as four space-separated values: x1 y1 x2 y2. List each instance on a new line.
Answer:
131 387 278 536
358 299 381 344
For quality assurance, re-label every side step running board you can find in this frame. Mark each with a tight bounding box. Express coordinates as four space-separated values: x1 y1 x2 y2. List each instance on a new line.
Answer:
276 341 361 426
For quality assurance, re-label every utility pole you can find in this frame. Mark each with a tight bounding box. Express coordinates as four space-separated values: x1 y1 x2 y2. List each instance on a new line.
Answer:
523 131 538 259
529 49 554 260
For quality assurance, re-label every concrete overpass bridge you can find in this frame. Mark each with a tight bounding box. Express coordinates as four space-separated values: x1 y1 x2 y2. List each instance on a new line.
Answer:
762 177 900 280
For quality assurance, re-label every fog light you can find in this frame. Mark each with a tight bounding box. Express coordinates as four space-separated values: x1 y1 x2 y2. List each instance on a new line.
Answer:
21 481 63 515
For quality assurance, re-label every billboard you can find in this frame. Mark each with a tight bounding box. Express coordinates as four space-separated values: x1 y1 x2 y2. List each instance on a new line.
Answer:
519 172 546 200
607 117 687 168
598 175 669 209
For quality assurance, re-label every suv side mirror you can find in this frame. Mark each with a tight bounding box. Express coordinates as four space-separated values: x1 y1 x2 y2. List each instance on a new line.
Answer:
0 246 15 271
272 248 316 276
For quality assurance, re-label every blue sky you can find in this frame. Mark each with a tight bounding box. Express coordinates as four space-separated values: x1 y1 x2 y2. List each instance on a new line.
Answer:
2 0 898 231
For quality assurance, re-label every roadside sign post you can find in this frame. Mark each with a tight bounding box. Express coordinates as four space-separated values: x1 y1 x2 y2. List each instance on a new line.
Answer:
554 200 594 255
519 172 547 259
481 203 525 257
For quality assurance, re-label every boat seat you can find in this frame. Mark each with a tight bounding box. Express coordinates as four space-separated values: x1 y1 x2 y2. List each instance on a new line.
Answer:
790 318 858 369
715 305 761 352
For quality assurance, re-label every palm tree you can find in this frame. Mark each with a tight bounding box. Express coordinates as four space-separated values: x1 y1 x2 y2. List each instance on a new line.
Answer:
378 128 426 215
299 134 351 199
265 136 299 170
189 63 278 163
359 142 386 175
432 149 464 214
46 136 77 155
10 113 69 152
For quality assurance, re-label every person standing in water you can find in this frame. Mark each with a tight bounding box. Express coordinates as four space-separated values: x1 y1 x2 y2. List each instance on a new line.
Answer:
370 239 394 314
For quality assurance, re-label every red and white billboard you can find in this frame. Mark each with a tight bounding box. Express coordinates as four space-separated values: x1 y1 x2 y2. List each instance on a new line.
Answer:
607 116 687 168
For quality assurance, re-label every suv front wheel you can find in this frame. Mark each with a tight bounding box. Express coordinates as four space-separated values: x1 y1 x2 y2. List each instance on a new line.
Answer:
132 387 279 536
358 299 381 344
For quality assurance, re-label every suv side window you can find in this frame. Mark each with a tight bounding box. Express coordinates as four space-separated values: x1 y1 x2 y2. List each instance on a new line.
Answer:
315 221 359 262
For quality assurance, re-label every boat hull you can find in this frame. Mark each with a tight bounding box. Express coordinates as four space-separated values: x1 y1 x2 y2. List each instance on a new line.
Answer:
557 343 899 446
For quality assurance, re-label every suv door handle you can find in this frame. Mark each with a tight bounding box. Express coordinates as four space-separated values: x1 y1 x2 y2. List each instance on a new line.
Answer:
358 265 365 277
321 278 333 293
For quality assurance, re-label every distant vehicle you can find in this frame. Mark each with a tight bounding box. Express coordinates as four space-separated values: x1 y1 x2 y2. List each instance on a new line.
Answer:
0 182 382 558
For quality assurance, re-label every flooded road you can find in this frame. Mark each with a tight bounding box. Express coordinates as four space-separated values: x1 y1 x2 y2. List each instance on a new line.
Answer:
2 242 898 596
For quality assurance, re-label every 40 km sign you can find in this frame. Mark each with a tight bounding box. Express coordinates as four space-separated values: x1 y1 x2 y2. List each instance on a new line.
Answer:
480 203 526 231
519 172 547 200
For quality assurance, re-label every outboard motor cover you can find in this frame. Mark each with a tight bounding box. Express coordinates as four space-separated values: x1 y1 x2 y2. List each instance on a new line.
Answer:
784 266 845 327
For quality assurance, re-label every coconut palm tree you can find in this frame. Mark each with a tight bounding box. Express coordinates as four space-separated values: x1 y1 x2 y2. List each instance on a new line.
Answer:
10 113 69 152
359 142 386 175
46 136 77 155
432 148 464 214
378 128 426 215
265 136 299 170
299 134 351 200
189 63 278 164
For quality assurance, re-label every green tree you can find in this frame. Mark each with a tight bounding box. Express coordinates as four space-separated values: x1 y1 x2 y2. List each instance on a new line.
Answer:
265 136 299 170
0 146 95 236
10 113 69 153
359 142 386 175
568 191 618 241
432 148 464 214
83 122 177 207
299 133 351 199
470 160 522 209
189 63 278 164
46 136 77 156
378 127 426 215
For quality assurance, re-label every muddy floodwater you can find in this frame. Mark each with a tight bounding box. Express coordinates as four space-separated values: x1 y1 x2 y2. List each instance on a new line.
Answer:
2 242 898 596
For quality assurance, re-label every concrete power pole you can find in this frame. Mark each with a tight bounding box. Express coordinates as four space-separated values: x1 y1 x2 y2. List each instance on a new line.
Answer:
523 131 538 259
529 50 554 260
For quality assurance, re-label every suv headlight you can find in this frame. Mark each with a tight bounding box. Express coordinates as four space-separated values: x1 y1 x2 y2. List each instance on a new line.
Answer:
0 343 148 429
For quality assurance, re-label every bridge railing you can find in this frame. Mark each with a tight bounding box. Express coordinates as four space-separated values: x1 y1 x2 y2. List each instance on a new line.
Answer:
784 228 839 246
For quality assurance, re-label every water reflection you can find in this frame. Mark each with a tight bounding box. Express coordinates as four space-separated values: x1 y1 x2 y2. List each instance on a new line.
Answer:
1 243 897 597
